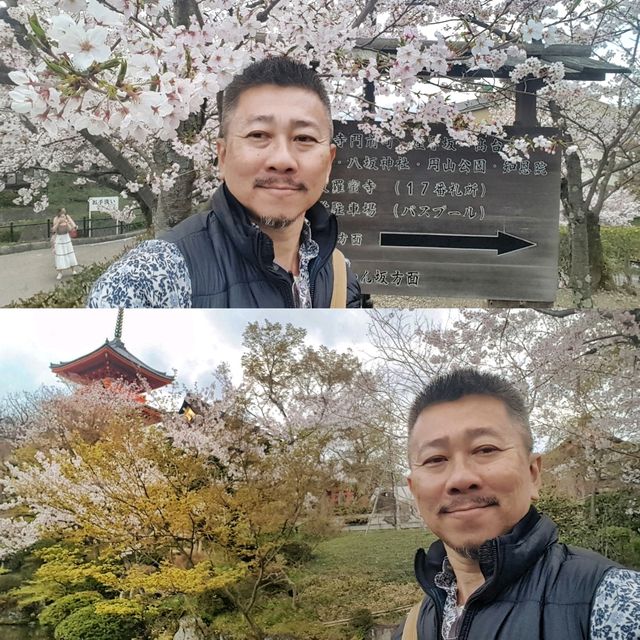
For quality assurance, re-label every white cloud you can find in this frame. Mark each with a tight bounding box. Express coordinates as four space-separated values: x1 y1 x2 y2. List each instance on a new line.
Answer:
0 309 447 401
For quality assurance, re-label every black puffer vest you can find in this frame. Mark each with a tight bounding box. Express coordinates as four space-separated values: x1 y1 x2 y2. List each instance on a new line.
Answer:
409 508 617 640
161 184 361 308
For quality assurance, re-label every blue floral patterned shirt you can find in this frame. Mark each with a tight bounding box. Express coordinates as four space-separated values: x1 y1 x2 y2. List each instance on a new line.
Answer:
435 560 640 640
88 220 319 308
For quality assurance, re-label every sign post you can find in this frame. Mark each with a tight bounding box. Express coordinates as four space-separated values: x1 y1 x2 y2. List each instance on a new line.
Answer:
325 122 561 303
87 196 119 238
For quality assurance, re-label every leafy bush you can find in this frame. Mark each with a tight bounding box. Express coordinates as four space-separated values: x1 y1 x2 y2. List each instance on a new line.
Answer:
559 226 640 287
343 515 369 526
601 226 640 278
537 491 640 569
0 229 21 243
590 526 640 569
39 591 104 629
350 607 374 635
0 548 29 573
280 541 314 566
193 589 233 622
53 603 144 640
590 490 640 533
0 189 20 207
536 491 591 545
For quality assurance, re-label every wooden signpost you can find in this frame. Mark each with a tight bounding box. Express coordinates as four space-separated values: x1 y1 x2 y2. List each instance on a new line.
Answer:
325 121 562 302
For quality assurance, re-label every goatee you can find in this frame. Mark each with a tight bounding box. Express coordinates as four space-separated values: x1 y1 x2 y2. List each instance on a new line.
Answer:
247 208 304 230
449 544 482 560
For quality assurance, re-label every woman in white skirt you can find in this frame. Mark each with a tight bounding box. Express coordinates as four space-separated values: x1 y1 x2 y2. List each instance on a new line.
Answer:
52 208 79 280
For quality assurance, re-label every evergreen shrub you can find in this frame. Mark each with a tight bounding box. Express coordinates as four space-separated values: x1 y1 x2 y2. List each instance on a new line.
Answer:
537 490 640 569
53 603 144 640
601 226 640 277
350 607 374 636
280 541 314 565
39 591 104 629
0 189 19 207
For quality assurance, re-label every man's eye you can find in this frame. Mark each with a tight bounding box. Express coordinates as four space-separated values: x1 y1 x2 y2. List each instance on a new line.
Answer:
475 446 498 455
295 135 317 143
421 456 446 466
247 132 268 139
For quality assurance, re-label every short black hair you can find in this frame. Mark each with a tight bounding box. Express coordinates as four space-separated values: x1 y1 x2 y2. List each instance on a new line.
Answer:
220 56 332 137
408 368 533 452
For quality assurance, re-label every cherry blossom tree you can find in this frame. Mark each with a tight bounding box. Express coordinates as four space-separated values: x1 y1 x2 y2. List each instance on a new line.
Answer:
598 186 640 227
0 385 60 444
0 379 332 637
1 0 587 232
368 308 640 492
539 1 639 302
239 320 406 508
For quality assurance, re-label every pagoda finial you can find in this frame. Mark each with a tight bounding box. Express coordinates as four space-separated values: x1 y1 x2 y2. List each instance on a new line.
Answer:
114 308 124 340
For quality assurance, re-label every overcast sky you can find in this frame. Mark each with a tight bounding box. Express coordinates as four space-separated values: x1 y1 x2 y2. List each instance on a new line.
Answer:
0 309 452 401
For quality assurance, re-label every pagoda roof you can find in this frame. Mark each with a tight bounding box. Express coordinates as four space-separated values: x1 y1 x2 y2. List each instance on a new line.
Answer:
50 337 174 390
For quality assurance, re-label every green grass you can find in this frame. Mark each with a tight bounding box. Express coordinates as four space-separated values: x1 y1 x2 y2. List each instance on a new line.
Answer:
0 173 145 229
1 173 123 220
241 529 432 639
205 529 433 639
307 529 433 583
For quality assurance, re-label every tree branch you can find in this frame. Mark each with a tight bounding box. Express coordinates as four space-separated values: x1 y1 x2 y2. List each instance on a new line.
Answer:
351 0 378 29
256 0 284 23
79 129 156 217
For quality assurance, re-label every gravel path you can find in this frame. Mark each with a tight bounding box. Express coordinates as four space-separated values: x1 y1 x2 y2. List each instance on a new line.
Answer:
372 287 639 309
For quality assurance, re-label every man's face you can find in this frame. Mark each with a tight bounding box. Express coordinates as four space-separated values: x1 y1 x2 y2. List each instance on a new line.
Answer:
407 394 541 558
216 85 336 229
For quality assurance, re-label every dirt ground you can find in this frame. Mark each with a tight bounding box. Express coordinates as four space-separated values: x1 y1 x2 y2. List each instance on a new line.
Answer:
372 286 639 309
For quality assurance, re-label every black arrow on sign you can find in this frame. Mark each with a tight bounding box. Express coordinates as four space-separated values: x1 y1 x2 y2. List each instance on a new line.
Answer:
379 230 537 255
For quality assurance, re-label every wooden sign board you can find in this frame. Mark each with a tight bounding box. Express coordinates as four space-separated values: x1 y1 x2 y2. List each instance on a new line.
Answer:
324 122 562 302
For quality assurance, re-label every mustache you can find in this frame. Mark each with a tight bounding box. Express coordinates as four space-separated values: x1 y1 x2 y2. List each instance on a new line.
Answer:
254 177 307 191
439 496 499 514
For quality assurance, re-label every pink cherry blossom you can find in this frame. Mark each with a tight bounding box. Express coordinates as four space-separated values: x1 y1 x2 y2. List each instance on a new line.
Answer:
0 0 633 236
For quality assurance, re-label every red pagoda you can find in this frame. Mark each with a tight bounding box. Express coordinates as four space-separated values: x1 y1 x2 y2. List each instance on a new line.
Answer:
50 310 174 421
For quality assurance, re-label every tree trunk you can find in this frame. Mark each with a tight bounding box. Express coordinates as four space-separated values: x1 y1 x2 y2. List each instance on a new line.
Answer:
80 130 158 225
586 208 615 290
391 470 400 529
151 136 196 235
561 152 593 308
150 0 202 235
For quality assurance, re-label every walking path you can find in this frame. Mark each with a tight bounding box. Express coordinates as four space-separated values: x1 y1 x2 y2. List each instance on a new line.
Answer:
1 235 636 309
0 236 138 306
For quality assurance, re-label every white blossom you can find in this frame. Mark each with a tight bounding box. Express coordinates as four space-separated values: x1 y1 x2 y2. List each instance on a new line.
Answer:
54 23 111 70
522 19 544 43
59 0 87 12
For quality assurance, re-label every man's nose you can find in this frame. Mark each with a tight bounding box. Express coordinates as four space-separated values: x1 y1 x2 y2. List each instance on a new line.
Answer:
444 456 482 494
266 137 298 172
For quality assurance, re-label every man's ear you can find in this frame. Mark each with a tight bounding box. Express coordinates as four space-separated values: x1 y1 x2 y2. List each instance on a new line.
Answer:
324 143 337 185
529 453 542 501
216 139 226 180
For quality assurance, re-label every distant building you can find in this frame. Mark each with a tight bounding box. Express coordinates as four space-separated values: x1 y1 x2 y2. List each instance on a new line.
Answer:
543 437 638 498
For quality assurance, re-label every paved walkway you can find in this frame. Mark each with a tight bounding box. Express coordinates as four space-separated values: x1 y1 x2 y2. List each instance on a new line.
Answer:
0 237 138 306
